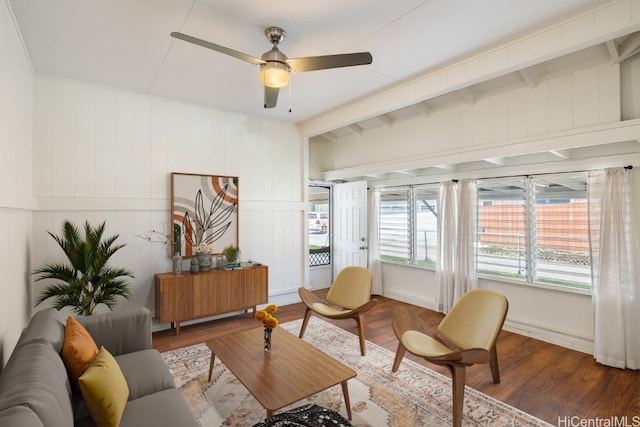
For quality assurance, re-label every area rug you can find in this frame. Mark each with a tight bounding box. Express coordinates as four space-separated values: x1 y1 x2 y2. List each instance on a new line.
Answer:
161 317 552 427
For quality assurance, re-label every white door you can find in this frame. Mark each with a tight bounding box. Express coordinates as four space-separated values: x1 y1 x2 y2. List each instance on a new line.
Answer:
333 180 368 277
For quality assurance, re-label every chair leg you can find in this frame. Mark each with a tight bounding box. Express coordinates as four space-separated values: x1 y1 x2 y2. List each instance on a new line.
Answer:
447 364 466 427
299 308 312 339
392 341 406 373
489 345 501 383
354 313 366 356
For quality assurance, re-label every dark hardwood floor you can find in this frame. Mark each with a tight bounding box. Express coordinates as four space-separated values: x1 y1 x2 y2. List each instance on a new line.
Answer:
153 291 640 425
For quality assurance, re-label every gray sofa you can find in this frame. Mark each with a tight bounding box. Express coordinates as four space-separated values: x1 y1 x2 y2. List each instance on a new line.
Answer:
0 307 199 427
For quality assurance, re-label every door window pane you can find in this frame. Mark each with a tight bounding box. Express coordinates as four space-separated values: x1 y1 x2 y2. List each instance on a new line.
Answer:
309 186 330 267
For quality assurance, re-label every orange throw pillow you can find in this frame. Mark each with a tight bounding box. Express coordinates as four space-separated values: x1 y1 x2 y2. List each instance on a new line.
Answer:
62 316 99 392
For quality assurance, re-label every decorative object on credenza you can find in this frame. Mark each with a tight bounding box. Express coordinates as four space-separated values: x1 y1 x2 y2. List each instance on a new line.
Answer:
215 254 227 269
255 304 279 352
171 173 238 259
190 257 199 274
172 251 182 275
195 242 213 272
223 244 241 269
33 220 134 315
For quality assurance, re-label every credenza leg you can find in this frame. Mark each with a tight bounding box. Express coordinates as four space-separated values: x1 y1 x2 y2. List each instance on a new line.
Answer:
175 321 180 335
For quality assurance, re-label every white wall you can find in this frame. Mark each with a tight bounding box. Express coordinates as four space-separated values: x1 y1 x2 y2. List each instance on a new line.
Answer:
31 76 305 325
0 0 34 367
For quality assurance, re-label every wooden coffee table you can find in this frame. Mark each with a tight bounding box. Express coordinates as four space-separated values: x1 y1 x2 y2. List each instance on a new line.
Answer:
206 327 356 419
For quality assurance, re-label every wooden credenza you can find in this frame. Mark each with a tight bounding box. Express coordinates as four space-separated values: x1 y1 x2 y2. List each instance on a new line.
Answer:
154 265 268 335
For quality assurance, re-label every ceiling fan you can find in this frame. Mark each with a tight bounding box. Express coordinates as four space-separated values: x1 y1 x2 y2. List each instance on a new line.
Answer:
170 27 373 109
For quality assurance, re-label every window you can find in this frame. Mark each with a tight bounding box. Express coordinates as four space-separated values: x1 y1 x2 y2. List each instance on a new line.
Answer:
414 185 439 267
378 171 591 291
379 184 439 265
532 174 590 289
478 172 590 290
477 179 528 281
379 188 410 263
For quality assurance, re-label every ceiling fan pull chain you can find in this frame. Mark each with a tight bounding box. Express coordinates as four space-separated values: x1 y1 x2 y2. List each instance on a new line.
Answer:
288 77 292 113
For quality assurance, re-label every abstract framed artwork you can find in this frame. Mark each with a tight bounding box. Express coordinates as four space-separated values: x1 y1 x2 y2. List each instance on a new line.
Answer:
171 173 239 257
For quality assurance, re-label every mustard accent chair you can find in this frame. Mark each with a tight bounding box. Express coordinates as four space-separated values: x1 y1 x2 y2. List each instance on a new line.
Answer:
298 266 377 356
391 289 508 427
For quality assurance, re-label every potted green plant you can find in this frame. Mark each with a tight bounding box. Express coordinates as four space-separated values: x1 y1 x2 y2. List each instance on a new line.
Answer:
223 244 241 268
33 220 134 315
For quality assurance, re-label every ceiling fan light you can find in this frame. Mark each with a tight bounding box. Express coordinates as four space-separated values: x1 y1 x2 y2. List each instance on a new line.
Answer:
260 62 290 88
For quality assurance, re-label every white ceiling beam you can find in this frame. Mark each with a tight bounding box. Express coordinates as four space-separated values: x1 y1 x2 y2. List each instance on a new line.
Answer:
434 164 458 172
346 124 363 136
396 169 421 177
318 132 338 142
365 173 388 180
483 157 507 166
548 149 572 159
605 40 620 63
518 68 538 88
617 32 640 62
322 121 640 183
456 87 476 105
413 101 430 117
377 114 394 127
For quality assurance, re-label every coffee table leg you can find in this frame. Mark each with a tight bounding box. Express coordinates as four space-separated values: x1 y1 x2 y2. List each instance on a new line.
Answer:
341 381 352 420
208 352 216 381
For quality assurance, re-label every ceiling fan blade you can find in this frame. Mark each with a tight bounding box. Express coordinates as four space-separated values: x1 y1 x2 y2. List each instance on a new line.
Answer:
287 52 372 73
171 32 264 66
264 86 279 108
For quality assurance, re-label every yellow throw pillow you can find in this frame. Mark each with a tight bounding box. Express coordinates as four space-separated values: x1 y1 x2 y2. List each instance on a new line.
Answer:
79 347 129 427
62 316 99 392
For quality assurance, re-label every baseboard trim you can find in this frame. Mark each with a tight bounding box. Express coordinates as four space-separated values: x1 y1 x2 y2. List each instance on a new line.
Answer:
503 319 594 355
382 289 435 311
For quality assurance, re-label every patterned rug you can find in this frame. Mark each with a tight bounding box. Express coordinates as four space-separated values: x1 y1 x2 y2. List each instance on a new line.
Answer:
161 317 552 427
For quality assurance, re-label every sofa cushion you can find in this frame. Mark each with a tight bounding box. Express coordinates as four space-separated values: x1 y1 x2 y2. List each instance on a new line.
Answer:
0 339 73 426
115 349 175 400
119 388 200 427
79 347 129 427
16 308 66 353
79 308 152 356
63 316 99 392
0 405 45 427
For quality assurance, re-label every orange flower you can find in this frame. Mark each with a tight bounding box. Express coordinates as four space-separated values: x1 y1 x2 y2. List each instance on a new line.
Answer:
255 305 279 329
254 310 267 322
264 316 279 329
265 304 278 314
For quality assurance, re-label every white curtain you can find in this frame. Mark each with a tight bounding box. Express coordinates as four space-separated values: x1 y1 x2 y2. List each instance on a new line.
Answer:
455 179 478 302
436 179 478 313
588 168 640 369
368 188 383 295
